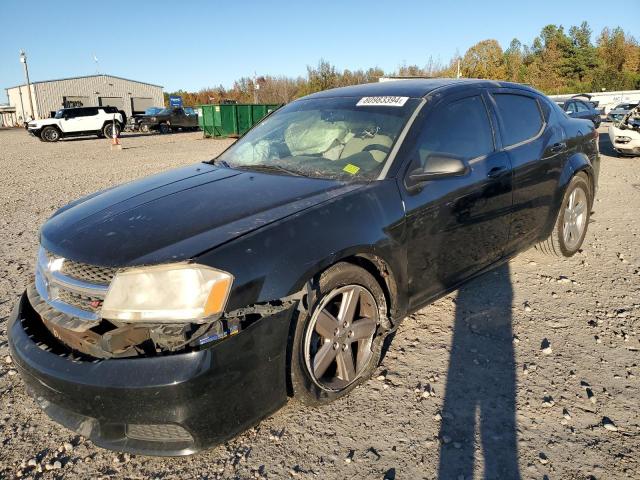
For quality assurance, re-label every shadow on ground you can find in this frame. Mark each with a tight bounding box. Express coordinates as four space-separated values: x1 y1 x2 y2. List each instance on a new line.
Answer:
438 263 521 479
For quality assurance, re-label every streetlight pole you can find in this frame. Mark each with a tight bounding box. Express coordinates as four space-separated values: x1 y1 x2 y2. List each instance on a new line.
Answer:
19 49 36 120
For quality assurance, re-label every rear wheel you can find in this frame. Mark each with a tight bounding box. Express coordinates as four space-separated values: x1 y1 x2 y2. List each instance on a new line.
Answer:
159 123 171 134
102 123 120 138
40 126 60 142
535 173 591 257
291 262 386 406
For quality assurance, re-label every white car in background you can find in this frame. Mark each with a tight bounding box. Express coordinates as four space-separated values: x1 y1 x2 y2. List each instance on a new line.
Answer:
27 106 125 142
608 104 640 157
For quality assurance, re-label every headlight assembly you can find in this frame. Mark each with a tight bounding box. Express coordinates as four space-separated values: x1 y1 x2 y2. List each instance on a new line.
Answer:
101 263 233 322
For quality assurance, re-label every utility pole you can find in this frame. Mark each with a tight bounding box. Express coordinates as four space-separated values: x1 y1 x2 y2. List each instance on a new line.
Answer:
456 58 461 79
19 49 36 119
17 86 26 125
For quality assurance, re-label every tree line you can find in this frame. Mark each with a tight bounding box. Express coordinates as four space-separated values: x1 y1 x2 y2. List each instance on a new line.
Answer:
165 22 640 106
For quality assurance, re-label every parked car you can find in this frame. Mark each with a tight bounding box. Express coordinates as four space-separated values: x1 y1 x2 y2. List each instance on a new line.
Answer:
9 79 599 455
560 98 601 127
126 106 164 131
606 102 639 123
608 103 640 156
139 106 199 133
27 106 124 142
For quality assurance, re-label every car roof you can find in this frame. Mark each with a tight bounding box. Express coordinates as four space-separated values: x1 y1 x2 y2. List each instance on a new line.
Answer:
300 78 539 100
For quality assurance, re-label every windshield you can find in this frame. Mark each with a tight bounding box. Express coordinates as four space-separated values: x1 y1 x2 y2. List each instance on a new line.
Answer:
145 107 162 115
216 96 420 181
157 108 173 115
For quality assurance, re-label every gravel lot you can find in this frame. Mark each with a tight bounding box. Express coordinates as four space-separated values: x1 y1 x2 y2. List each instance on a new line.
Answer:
0 127 638 479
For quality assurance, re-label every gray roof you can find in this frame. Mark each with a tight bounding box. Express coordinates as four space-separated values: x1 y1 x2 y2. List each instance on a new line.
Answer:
5 74 163 91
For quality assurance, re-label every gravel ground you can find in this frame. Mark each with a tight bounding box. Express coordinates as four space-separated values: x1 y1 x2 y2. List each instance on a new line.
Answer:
0 127 638 479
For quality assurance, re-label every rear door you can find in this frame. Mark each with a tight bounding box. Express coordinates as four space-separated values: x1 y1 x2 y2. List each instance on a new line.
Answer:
79 107 101 131
488 89 567 252
399 90 513 308
171 108 187 127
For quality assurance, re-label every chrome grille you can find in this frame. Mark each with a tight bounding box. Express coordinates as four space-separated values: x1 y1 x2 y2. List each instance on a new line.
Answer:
57 289 102 312
35 247 110 329
60 260 117 286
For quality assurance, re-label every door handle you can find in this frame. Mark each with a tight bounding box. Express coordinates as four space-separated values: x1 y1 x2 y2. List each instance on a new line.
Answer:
550 142 566 153
487 165 508 178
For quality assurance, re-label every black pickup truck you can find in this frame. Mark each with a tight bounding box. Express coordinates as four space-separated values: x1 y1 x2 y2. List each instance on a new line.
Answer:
139 106 199 133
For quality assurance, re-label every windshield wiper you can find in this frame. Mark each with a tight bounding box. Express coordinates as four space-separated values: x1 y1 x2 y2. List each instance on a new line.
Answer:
234 164 308 177
209 158 230 167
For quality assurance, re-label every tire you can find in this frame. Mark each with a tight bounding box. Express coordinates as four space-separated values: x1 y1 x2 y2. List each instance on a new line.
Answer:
102 123 120 138
291 262 387 406
535 173 591 257
140 124 150 133
159 123 171 134
40 126 61 142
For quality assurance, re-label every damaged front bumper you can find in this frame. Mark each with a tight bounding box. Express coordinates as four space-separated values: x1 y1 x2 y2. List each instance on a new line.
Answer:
8 292 296 455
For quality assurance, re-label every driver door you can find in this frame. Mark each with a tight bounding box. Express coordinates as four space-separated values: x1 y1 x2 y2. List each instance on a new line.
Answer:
398 91 513 308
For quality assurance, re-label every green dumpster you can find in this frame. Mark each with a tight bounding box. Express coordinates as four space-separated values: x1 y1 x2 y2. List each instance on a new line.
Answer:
200 103 282 138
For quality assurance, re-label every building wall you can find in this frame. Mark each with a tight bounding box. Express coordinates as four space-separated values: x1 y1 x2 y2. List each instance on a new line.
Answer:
6 75 164 121
7 84 37 122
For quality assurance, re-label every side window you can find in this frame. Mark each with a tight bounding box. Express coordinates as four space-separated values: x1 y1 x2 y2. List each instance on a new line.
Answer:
411 95 494 169
64 109 78 118
565 102 576 114
576 101 590 112
493 93 544 146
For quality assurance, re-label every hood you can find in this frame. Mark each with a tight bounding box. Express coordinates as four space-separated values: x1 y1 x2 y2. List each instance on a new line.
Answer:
41 163 359 266
29 118 58 127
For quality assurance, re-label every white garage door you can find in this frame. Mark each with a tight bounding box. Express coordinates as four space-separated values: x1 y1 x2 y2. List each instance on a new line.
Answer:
131 97 154 114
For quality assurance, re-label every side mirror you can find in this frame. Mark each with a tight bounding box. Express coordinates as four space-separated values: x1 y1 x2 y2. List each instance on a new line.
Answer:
408 153 470 184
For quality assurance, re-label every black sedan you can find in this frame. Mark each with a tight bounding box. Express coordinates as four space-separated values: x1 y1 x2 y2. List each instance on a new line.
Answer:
561 98 601 127
8 79 600 455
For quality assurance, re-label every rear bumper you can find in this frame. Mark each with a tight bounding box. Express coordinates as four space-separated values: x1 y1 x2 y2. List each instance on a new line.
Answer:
8 293 293 456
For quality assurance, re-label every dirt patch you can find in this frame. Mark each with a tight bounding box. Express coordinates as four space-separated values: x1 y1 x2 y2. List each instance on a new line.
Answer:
0 128 638 479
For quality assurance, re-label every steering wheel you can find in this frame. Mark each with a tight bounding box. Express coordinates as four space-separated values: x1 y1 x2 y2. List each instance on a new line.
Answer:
363 144 391 154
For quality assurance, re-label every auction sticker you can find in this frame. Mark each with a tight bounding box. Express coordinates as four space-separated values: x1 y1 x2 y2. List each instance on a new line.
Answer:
356 96 409 107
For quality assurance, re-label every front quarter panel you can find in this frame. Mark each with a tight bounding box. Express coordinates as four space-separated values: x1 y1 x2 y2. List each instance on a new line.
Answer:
198 180 408 318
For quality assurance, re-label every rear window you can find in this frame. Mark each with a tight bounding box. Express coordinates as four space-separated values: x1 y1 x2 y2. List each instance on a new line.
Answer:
493 93 544 146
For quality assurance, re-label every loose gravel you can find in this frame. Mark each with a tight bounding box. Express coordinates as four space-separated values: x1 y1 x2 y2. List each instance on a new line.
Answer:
0 127 638 479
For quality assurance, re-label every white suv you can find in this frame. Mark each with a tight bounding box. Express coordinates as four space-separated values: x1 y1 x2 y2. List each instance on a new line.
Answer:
27 106 125 142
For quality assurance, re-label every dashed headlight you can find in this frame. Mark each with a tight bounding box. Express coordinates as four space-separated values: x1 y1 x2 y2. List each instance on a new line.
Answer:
101 263 233 322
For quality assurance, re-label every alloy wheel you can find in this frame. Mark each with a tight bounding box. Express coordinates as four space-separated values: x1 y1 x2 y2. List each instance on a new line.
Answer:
44 129 59 141
562 186 588 250
304 285 379 391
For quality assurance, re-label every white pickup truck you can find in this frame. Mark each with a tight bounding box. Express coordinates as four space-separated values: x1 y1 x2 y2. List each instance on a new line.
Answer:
27 106 125 142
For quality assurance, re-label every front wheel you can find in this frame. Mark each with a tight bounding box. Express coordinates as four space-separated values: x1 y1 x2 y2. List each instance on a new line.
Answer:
535 173 591 257
40 126 61 142
159 123 171 134
290 262 387 406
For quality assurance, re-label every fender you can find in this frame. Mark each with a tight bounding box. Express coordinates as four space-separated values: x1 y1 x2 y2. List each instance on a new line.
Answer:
197 180 409 319
541 151 594 239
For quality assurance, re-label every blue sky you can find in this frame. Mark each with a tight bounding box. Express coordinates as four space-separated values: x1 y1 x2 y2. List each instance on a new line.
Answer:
1 0 638 102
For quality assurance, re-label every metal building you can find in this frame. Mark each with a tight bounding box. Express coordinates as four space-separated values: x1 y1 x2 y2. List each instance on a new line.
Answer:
5 74 164 122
